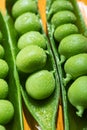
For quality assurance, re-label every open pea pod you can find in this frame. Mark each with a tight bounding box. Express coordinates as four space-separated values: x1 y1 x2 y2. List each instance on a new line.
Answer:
0 12 24 130
5 0 60 129
46 0 87 130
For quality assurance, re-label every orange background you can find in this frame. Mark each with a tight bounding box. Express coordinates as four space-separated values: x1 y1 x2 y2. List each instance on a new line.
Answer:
0 0 87 130
79 0 87 4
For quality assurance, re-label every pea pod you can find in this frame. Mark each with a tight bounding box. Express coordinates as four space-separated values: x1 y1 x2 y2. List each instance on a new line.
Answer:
0 12 24 130
6 0 60 129
46 0 87 130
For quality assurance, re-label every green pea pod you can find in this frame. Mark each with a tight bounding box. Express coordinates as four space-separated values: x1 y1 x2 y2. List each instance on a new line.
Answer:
0 12 24 130
6 0 60 129
46 0 87 130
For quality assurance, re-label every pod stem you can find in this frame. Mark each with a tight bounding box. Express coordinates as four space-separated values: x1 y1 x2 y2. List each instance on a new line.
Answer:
76 106 84 117
51 69 56 74
59 55 66 64
45 50 49 55
63 73 72 86
47 9 53 20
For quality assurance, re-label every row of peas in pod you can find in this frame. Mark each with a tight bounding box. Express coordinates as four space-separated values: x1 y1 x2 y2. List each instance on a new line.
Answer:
11 0 55 100
49 0 87 117
0 32 14 130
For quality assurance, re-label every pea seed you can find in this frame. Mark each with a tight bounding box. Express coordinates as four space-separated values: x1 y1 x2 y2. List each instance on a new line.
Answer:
64 53 87 80
0 79 8 99
12 0 37 18
51 11 76 28
16 45 47 73
25 70 55 100
0 125 6 130
50 1 73 15
18 31 47 50
0 59 9 78
58 34 87 59
68 76 87 117
15 12 41 34
0 100 14 125
54 24 79 42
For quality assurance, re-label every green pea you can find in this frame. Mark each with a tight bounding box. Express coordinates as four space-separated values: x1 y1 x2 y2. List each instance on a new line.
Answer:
0 59 9 78
54 24 79 42
25 70 55 100
0 125 6 130
49 1 73 17
51 11 76 28
18 31 47 50
68 76 87 117
0 45 5 58
12 0 37 18
0 79 8 99
0 100 14 125
15 12 41 34
58 34 87 60
16 45 47 73
64 54 87 84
